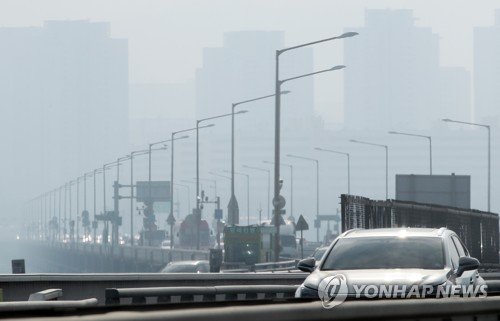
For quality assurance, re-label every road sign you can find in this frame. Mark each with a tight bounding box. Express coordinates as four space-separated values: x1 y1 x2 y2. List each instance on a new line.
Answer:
272 195 286 210
214 209 223 220
136 181 171 203
166 213 176 226
314 219 321 229
296 215 309 231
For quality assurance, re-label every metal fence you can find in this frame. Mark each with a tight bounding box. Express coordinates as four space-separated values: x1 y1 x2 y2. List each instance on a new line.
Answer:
340 194 499 263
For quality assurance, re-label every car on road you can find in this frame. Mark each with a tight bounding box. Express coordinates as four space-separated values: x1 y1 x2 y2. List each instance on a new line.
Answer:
160 260 210 273
311 246 329 262
295 227 485 298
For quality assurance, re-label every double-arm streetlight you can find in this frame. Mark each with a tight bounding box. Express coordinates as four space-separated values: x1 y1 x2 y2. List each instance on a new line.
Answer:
229 92 289 228
273 32 357 261
388 131 432 175
129 148 156 246
350 139 389 200
286 154 320 242
242 165 270 223
442 118 491 211
264 160 294 220
170 125 213 243
315 147 351 194
196 111 246 237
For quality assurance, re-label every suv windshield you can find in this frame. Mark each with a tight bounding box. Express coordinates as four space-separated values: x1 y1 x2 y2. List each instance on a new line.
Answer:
322 237 445 270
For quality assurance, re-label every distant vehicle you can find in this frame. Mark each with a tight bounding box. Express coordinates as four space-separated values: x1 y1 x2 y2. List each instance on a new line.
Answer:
160 260 210 273
310 246 329 263
261 218 297 258
296 228 485 298
160 239 171 249
175 214 210 249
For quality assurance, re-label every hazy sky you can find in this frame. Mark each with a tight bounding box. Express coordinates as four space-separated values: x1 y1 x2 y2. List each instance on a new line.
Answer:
1 0 499 123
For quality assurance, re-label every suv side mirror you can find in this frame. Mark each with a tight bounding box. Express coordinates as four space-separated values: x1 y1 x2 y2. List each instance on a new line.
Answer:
456 256 480 277
297 258 316 273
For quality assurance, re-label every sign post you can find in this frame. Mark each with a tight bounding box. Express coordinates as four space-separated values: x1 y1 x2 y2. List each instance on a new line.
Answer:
295 215 309 259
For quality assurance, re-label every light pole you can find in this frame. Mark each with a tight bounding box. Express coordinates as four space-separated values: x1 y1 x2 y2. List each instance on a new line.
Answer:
388 131 432 175
225 170 250 225
128 148 154 246
196 111 246 249
350 139 389 200
229 92 289 229
169 125 213 248
273 33 356 261
82 171 94 242
92 167 103 243
442 118 491 211
242 165 270 223
315 147 351 194
102 161 119 244
146 136 186 245
264 160 294 220
76 176 80 243
58 185 62 241
286 154 320 242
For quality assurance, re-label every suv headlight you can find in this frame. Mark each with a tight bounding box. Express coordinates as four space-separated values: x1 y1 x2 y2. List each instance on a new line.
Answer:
295 285 319 299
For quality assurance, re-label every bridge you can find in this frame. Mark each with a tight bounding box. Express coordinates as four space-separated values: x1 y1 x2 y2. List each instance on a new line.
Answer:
21 241 209 273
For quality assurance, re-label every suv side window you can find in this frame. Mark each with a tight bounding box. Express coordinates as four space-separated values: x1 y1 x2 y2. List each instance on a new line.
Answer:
451 236 467 257
448 237 460 269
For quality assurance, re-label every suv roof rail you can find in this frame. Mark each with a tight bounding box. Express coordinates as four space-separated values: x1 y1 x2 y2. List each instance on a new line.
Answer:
437 227 447 236
342 228 362 237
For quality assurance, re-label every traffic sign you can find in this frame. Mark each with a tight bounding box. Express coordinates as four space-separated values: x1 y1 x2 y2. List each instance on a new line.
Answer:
166 213 176 225
214 209 223 220
272 195 286 209
296 215 309 231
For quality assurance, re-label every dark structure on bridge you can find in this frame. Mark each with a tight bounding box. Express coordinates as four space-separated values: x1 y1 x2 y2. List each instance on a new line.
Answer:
341 194 499 264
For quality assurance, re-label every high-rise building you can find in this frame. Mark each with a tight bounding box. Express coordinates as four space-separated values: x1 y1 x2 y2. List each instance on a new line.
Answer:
0 20 128 217
474 10 500 124
344 9 444 130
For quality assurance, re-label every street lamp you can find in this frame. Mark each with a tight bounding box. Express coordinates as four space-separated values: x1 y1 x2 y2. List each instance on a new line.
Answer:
128 149 149 245
350 139 389 200
196 111 247 249
229 92 290 230
442 118 491 211
225 170 250 225
273 33 357 261
286 154 320 242
242 165 270 223
315 147 351 194
263 160 294 220
169 124 213 248
388 131 432 175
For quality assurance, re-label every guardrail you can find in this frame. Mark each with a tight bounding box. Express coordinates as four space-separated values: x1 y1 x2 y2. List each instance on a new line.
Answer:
0 298 98 313
7 296 500 320
105 285 298 305
95 297 500 321
0 273 306 303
